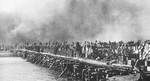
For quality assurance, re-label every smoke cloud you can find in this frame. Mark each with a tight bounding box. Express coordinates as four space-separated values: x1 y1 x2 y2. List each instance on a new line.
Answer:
0 0 150 43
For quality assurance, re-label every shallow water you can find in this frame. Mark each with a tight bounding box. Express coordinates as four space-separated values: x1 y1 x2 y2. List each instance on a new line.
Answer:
0 57 56 81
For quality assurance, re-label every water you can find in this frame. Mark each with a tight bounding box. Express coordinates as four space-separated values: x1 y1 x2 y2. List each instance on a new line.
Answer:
0 57 57 81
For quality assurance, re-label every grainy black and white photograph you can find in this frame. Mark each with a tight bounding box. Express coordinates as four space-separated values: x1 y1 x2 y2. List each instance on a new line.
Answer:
0 0 150 81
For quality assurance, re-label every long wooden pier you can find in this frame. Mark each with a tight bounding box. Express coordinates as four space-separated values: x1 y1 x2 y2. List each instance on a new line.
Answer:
12 49 136 81
16 49 132 69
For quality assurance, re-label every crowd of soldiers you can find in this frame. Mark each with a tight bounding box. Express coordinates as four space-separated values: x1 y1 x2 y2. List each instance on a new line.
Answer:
16 40 147 65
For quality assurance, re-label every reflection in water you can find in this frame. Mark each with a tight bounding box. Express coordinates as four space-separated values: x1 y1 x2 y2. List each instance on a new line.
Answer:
0 57 56 81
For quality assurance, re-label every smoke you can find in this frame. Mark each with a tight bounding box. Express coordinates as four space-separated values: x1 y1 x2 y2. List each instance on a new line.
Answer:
0 0 68 42
0 0 149 43
51 0 141 41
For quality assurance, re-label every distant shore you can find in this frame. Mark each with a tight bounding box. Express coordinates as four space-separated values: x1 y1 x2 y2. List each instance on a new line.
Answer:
0 51 14 57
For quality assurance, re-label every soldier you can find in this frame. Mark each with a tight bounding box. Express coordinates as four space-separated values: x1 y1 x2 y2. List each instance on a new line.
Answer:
76 42 82 57
91 43 99 59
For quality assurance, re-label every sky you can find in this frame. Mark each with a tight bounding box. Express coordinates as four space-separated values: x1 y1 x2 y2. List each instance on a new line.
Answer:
0 0 150 43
